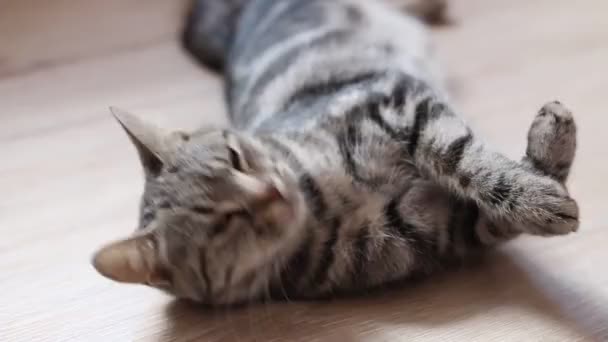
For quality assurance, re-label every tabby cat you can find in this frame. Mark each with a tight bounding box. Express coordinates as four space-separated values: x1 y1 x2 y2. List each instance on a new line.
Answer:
92 0 579 306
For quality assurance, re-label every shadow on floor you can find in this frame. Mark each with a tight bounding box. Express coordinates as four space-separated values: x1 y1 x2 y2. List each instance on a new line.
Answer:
156 248 608 341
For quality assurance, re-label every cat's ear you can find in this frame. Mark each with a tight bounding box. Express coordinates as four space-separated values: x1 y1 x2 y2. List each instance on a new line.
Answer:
110 107 167 176
91 234 169 286
229 170 286 210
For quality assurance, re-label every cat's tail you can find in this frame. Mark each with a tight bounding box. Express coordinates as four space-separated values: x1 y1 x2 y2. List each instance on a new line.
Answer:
181 0 246 72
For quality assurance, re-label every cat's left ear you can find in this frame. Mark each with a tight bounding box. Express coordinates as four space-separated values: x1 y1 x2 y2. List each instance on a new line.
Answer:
110 107 169 176
91 234 169 286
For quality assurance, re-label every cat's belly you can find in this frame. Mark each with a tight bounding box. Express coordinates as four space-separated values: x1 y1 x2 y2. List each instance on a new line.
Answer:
274 169 449 298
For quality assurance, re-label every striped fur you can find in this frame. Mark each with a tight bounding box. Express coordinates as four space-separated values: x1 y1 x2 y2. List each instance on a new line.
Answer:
92 0 579 305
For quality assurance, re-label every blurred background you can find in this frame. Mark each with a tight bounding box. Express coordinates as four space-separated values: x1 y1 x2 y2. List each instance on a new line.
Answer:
1 0 607 341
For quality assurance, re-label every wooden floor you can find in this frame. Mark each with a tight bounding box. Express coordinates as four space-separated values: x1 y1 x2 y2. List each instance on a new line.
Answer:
2 0 607 340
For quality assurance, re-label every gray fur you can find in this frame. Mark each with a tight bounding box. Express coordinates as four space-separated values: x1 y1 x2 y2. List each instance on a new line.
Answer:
92 0 579 305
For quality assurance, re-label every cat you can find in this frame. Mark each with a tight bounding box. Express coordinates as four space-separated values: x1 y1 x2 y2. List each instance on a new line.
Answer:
92 0 578 306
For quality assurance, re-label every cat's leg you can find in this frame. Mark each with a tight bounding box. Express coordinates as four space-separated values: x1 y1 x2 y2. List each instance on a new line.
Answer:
370 78 579 236
182 0 247 71
474 101 577 243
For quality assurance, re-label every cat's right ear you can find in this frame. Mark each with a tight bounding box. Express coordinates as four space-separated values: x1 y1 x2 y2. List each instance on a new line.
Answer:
110 107 167 176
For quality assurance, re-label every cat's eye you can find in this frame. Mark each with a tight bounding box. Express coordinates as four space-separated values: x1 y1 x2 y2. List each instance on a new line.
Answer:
228 209 251 219
222 209 248 224
191 205 214 214
228 147 244 171
141 211 155 227
158 201 171 209
209 209 250 237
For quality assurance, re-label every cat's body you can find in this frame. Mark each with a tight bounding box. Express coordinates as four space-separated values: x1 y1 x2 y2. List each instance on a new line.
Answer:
93 0 578 306
186 0 447 130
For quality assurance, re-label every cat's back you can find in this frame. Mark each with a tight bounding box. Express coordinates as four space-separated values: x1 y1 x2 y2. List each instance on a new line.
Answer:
226 0 444 132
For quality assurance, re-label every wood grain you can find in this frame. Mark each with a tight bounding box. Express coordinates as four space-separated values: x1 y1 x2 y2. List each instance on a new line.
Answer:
1 0 607 340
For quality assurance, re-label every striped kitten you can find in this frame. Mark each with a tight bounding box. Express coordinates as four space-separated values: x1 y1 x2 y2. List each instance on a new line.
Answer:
92 0 579 305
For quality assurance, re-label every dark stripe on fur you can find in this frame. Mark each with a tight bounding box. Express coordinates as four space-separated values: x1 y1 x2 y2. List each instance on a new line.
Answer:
384 194 436 259
367 104 410 142
340 120 361 175
198 251 213 299
244 29 352 110
446 198 461 246
276 230 313 297
350 223 370 284
390 77 408 109
443 131 473 174
312 218 341 287
282 71 381 112
336 112 366 184
230 0 304 62
447 198 482 250
408 98 432 156
487 174 512 206
299 174 327 218
461 201 482 247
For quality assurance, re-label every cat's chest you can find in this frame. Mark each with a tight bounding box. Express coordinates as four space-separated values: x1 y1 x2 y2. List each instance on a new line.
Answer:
333 124 417 187
302 132 419 204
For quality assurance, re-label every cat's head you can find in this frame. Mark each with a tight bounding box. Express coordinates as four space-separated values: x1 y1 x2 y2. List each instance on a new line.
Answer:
92 108 307 305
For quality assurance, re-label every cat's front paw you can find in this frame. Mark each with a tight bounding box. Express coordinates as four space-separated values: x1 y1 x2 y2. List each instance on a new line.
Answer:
523 179 579 236
519 101 579 236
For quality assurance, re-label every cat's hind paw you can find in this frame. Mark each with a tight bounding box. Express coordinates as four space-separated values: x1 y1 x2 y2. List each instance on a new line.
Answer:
525 101 577 183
